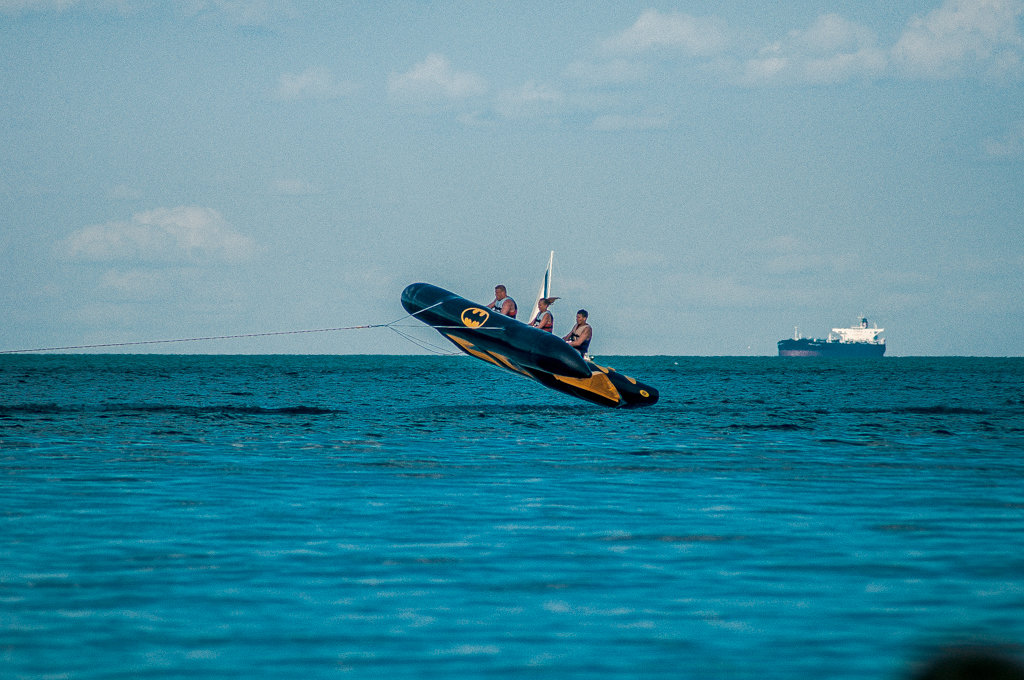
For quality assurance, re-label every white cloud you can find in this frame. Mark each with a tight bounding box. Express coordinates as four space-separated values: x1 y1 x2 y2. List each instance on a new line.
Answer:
494 81 563 119
274 67 356 101
797 13 877 54
742 14 886 85
388 54 487 101
741 56 790 84
603 10 729 56
61 206 256 263
595 3 1022 90
892 0 1024 79
983 120 1024 156
596 10 889 89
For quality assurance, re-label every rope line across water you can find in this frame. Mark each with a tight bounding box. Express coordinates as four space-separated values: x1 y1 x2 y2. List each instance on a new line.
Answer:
0 301 494 354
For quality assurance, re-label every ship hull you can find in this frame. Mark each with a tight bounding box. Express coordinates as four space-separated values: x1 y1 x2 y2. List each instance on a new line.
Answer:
778 338 885 357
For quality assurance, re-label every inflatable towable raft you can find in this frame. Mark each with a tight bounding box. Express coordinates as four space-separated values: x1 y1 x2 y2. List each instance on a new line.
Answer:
401 283 659 408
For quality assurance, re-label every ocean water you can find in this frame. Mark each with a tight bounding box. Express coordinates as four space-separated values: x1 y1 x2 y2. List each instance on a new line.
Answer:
2 355 1023 679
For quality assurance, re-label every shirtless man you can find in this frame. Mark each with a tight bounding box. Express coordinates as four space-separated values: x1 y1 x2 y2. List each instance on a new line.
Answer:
487 285 517 318
563 309 592 357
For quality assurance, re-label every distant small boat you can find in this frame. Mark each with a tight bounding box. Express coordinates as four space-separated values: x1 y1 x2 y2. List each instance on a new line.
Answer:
778 318 886 357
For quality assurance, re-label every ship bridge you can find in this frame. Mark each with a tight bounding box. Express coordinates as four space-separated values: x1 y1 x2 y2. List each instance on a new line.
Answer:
830 318 884 344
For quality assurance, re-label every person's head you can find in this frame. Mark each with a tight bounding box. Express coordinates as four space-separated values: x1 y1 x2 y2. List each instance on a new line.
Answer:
576 309 588 323
494 285 507 299
538 297 557 310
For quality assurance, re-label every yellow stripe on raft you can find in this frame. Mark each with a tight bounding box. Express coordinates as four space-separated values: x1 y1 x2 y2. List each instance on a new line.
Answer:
486 350 524 373
446 334 505 368
445 334 530 377
552 370 621 404
447 333 622 403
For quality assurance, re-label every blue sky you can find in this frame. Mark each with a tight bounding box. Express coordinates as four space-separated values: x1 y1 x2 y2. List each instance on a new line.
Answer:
2 0 1022 355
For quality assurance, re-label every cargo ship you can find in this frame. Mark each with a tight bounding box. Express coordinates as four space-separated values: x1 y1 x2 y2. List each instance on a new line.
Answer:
778 318 885 357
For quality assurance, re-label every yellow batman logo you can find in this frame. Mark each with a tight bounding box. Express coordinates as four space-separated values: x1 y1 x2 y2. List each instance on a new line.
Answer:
461 307 490 328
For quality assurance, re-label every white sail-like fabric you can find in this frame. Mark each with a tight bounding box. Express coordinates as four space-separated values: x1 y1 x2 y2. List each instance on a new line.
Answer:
527 251 554 325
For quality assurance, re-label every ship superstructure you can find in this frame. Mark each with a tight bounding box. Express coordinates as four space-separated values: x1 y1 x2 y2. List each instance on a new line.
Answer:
778 318 886 357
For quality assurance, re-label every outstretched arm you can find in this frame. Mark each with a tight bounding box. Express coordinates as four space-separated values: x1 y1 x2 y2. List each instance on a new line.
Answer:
579 325 592 343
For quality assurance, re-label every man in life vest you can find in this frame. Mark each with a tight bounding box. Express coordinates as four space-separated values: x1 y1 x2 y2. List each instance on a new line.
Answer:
563 309 592 357
530 297 558 332
487 285 517 318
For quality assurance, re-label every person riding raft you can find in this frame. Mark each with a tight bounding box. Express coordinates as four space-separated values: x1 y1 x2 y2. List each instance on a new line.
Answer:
487 285 517 318
563 309 592 358
530 297 559 333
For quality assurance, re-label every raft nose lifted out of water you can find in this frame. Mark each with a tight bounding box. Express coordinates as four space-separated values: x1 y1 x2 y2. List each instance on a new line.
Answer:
401 283 659 408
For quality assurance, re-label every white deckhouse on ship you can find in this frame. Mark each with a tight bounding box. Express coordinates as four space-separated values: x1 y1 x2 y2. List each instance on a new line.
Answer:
778 318 886 357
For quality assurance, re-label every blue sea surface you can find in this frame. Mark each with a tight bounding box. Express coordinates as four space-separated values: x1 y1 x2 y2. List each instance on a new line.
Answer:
2 355 1023 679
